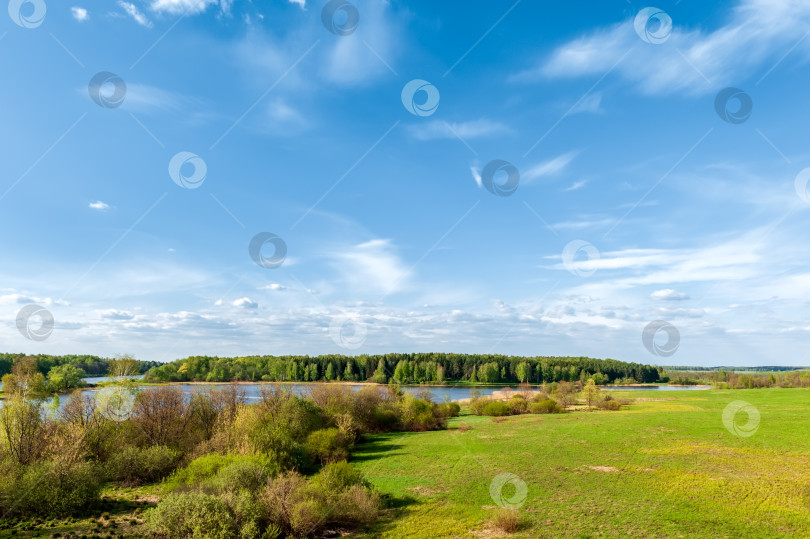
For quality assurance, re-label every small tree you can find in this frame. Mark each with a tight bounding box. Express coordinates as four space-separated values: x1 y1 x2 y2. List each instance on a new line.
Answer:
515 362 530 384
554 381 575 409
583 379 600 409
47 364 85 392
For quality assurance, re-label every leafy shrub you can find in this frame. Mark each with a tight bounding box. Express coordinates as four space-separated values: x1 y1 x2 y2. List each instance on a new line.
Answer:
166 454 276 492
0 462 102 517
469 398 485 416
288 499 327 537
211 459 273 495
261 464 379 537
529 399 563 414
145 492 236 538
398 395 445 431
308 461 366 495
248 393 324 470
304 428 351 465
597 399 622 411
106 446 182 485
481 401 510 417
507 396 528 415
218 490 265 539
436 402 460 417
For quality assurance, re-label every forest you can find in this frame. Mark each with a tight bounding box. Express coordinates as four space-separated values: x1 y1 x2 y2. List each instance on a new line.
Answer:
143 353 663 385
0 354 161 395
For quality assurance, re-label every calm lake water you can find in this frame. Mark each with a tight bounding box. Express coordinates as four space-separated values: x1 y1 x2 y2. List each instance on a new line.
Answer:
0 379 710 411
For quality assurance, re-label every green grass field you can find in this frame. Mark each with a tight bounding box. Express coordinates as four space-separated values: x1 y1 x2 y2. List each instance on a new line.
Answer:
352 389 810 538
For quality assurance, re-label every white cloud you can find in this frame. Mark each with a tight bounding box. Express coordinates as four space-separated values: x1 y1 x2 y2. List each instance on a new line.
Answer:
330 239 410 295
323 2 399 86
149 0 218 15
264 99 308 134
232 297 258 309
470 166 483 188
289 0 305 8
71 6 88 21
0 293 66 306
408 119 510 141
563 179 588 191
89 200 110 211
525 0 810 96
118 1 153 28
523 152 577 183
258 283 286 291
100 309 134 320
650 289 691 301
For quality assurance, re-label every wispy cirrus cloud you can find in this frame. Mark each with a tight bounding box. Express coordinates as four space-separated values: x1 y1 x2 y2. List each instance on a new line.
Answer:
522 151 577 183
408 119 510 141
118 1 153 28
519 0 810 96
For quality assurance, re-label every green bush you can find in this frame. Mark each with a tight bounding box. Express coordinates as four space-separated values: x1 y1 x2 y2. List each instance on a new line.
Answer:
481 401 510 417
597 399 622 411
436 402 461 417
219 490 265 539
145 492 237 538
0 462 102 517
371 408 400 431
166 454 276 492
529 399 563 414
304 428 351 465
211 459 273 494
261 465 379 537
398 395 445 431
309 461 366 495
106 446 182 485
507 396 528 415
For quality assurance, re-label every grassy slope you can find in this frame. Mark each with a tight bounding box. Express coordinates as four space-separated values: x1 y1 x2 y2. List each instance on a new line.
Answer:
353 389 810 538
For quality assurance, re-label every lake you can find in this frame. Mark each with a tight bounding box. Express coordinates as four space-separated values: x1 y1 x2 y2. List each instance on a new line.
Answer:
0 380 711 411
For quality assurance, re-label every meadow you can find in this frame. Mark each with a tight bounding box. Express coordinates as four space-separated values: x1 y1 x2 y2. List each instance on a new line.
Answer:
352 388 810 538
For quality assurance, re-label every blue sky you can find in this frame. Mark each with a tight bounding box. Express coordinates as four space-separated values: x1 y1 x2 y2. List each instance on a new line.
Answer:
3 0 810 366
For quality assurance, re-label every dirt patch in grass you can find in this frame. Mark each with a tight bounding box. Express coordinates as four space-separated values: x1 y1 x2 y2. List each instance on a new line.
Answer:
407 486 444 496
584 465 620 472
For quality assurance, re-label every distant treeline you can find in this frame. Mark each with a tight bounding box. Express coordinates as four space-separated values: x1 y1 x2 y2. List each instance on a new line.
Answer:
144 354 663 385
664 366 807 372
665 369 810 389
0 354 160 379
